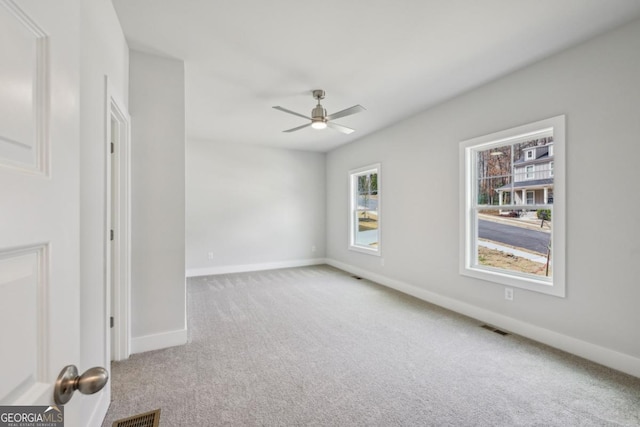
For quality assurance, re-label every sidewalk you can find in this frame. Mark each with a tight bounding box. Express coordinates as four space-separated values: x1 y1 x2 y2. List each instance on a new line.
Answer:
478 212 551 233
478 240 548 264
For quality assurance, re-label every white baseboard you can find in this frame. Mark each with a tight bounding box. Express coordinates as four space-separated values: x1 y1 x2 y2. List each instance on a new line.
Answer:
326 258 640 379
131 328 188 354
186 258 327 278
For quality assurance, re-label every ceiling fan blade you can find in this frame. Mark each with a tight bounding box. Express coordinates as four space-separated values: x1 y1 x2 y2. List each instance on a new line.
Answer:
273 106 311 120
326 104 366 121
283 123 312 133
327 122 355 134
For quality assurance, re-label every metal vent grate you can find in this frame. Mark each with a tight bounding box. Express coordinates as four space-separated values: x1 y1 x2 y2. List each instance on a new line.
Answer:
481 324 509 336
113 409 161 427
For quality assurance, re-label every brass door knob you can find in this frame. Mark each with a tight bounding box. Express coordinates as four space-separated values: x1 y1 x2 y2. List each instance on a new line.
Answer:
53 365 109 405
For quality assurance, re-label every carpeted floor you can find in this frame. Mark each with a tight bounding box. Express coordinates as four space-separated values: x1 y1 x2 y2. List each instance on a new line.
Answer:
102 265 640 426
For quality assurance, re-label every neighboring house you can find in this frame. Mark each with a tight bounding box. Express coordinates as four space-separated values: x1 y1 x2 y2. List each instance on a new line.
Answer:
496 143 554 207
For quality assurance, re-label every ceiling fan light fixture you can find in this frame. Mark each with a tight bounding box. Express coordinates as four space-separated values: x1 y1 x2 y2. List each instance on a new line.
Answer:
311 120 327 130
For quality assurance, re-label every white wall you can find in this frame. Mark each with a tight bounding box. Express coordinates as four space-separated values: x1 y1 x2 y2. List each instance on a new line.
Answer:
79 0 129 424
129 51 187 351
326 19 640 375
186 141 325 276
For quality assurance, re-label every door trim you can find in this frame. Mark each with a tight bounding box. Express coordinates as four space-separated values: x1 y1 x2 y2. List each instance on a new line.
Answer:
105 76 131 362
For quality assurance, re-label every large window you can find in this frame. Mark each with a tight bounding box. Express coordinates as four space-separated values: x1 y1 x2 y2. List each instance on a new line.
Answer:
459 116 565 297
349 164 380 255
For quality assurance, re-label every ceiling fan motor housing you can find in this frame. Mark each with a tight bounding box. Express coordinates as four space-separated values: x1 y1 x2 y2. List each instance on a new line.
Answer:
312 105 327 121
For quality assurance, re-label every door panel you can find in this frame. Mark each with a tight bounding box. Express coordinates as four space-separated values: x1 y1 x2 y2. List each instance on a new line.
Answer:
0 0 46 173
0 0 87 424
0 246 47 404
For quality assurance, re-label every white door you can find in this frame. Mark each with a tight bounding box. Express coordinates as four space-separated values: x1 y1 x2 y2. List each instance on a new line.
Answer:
0 0 98 425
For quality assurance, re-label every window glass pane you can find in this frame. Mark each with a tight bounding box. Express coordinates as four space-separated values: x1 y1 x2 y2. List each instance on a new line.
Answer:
477 137 554 207
351 168 379 252
477 176 512 205
474 135 554 279
513 138 553 182
476 146 512 205
476 208 552 278
355 210 378 248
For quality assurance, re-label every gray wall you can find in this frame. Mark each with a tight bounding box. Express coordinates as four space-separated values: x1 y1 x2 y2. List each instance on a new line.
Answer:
186 140 325 275
130 51 186 347
326 19 640 367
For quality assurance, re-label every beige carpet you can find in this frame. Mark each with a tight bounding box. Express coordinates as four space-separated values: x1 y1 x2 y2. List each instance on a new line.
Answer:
103 265 640 426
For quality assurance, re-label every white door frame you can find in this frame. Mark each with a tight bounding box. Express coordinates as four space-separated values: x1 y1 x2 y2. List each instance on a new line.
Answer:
105 76 131 362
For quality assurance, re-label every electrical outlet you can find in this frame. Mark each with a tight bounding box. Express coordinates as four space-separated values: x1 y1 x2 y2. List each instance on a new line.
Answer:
208 252 214 260
504 288 514 301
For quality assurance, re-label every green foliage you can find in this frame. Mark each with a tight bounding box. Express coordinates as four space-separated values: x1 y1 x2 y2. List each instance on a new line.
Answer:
537 209 551 221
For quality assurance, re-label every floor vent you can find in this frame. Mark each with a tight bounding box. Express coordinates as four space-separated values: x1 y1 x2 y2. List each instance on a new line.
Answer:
113 409 161 427
351 275 362 280
481 324 509 336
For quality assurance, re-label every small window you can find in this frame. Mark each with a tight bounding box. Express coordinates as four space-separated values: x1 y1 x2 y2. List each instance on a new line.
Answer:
525 165 534 179
526 191 535 205
349 164 380 255
526 150 534 159
460 116 565 297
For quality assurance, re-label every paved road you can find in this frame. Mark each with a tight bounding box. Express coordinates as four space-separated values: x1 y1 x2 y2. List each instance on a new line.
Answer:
478 220 550 254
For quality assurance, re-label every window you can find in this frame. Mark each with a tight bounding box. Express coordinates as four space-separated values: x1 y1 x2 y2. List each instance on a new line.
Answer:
526 191 535 205
526 149 534 159
349 164 380 255
459 116 565 297
525 165 534 179
549 161 554 177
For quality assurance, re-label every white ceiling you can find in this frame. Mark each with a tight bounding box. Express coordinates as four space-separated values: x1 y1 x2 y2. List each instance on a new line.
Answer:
112 0 640 152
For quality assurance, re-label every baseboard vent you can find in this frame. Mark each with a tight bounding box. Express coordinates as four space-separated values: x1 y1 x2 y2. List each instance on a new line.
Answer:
481 324 509 336
113 409 161 427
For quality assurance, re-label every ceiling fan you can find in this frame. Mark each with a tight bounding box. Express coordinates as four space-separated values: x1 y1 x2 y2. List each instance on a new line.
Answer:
273 90 365 134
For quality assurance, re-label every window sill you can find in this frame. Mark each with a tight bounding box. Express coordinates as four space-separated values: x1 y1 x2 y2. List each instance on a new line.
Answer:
349 245 381 256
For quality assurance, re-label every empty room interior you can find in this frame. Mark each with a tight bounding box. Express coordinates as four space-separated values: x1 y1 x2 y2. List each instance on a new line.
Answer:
1 1 640 426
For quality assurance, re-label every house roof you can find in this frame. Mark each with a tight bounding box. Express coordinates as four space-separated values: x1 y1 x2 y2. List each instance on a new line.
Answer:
515 145 551 165
496 178 553 192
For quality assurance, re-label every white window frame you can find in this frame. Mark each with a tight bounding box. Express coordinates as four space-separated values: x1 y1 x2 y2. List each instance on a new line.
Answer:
525 165 534 179
459 116 565 297
526 190 535 205
349 163 381 256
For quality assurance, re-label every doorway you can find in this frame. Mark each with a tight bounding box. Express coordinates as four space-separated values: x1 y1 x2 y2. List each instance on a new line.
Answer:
106 78 131 362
